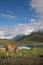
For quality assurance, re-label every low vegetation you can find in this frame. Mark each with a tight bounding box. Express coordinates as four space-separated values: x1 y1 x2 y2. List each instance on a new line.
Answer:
0 32 43 65
0 48 43 65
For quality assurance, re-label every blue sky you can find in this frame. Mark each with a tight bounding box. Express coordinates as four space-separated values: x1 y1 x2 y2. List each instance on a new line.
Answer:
0 0 43 38
0 0 38 26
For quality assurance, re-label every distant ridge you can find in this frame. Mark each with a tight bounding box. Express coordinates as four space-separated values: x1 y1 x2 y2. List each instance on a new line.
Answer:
16 32 43 43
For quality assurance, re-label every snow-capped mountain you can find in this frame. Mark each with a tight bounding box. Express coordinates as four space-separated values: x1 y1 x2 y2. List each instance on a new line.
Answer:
0 29 43 40
0 30 33 40
12 34 26 40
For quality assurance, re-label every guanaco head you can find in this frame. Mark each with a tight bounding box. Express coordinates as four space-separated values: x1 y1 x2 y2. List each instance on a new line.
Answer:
16 47 23 57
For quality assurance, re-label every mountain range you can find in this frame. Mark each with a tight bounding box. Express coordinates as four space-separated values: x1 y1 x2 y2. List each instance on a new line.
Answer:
0 29 33 40
0 29 43 42
0 30 43 44
17 32 43 43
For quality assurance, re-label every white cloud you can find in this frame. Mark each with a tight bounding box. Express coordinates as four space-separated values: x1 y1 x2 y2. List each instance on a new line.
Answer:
0 24 34 38
0 22 43 39
30 19 36 22
0 14 17 20
30 0 43 29
30 0 43 13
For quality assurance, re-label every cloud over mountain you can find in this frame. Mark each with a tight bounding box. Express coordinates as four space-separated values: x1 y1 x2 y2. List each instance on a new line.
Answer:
0 24 33 39
0 22 43 39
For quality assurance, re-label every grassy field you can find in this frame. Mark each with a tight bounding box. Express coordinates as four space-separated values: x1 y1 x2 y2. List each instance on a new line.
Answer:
0 32 43 65
0 48 43 65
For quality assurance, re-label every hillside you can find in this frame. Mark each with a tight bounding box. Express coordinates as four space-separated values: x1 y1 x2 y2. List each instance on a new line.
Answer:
15 32 43 44
0 32 43 44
